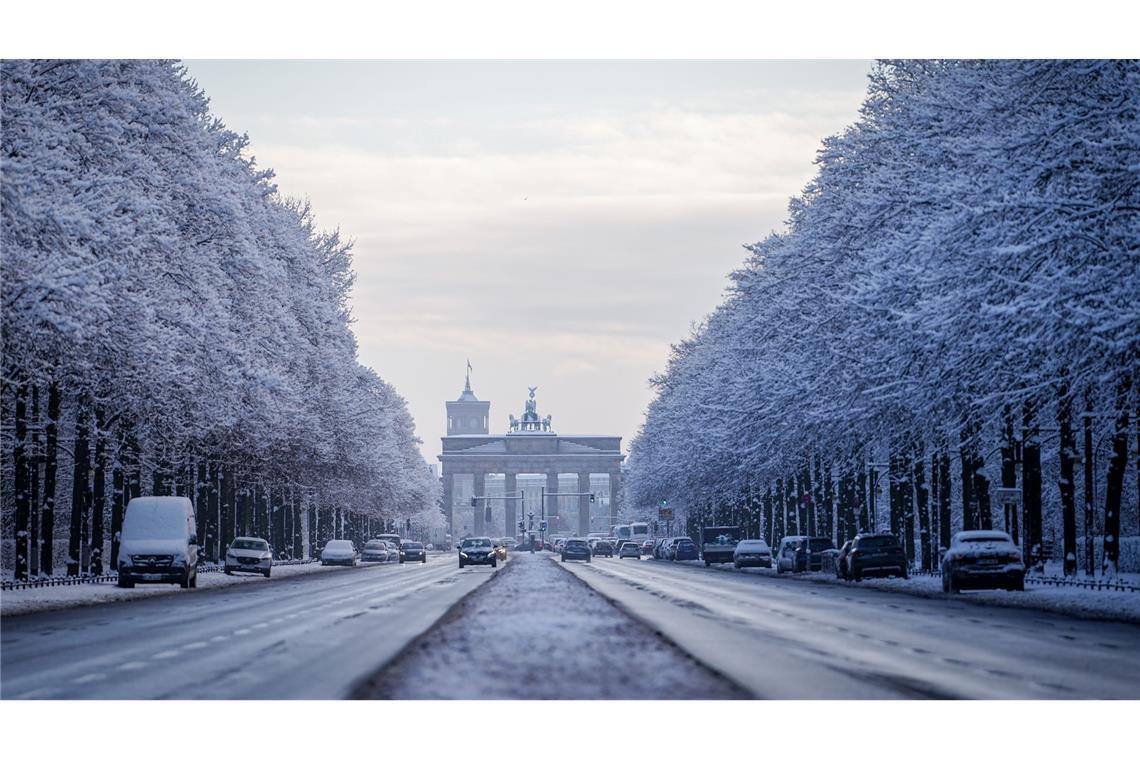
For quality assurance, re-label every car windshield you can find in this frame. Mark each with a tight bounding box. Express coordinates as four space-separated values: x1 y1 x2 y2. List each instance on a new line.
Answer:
566 540 587 548
676 539 694 546
463 538 492 548
857 536 899 549
596 541 612 547
122 501 186 539
326 541 352 551
365 541 386 550
808 538 834 551
737 541 768 550
403 542 422 550
961 534 1011 543
232 539 267 551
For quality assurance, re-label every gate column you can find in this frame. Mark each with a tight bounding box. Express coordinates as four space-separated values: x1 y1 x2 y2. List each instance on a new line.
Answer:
504 472 517 539
578 471 591 537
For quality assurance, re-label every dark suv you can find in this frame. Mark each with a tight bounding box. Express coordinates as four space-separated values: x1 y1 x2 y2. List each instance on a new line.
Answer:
847 533 908 580
561 538 592 563
592 540 614 557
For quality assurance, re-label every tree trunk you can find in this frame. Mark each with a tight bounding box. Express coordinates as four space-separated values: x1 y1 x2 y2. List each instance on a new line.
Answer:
1000 409 1018 540
1057 386 1078 576
822 460 834 544
90 406 106 575
889 441 903 539
196 461 209 551
1022 401 1042 569
207 463 220 562
67 401 90 577
785 477 796 537
40 381 61 576
901 444 915 565
938 451 952 552
773 478 784 544
111 455 125 569
29 385 41 577
13 379 30 581
914 441 931 571
1083 392 1095 576
1102 380 1131 576
801 463 814 536
857 465 869 532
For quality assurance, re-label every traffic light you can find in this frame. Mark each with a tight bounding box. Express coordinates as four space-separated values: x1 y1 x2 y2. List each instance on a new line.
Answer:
471 497 477 508
484 505 492 523
518 520 525 531
590 493 596 503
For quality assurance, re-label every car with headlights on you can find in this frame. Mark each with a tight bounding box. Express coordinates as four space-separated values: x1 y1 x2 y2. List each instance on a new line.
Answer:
618 541 642 559
225 536 273 577
561 538 592 563
942 530 1025 592
732 539 773 569
458 537 498 568
320 539 359 567
493 540 508 561
400 541 427 563
361 539 390 563
847 533 908 580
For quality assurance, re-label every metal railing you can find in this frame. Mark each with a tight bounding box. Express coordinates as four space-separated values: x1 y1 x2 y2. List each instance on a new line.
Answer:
1 558 318 592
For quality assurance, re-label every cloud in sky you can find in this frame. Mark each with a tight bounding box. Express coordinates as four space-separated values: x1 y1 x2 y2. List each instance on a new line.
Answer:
185 60 872 461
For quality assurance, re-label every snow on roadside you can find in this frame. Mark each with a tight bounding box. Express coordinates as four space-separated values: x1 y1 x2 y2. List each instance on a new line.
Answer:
696 561 1140 624
358 553 745 699
0 562 345 618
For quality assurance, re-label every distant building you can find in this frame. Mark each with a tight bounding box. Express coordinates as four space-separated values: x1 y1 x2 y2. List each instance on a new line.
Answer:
438 370 624 537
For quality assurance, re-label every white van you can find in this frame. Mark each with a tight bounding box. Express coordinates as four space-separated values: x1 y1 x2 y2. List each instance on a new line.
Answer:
117 496 199 589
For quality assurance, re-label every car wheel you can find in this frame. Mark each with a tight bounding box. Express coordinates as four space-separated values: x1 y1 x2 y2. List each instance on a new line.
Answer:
422 557 427 563
190 569 198 588
263 568 271 578
117 574 134 589
734 561 741 569
1011 576 1025 592
459 559 465 569
704 559 710 567
586 556 591 563
947 574 959 593
900 567 909 580
225 568 233 575
491 558 497 568
776 563 783 574
942 572 949 593
180 570 192 589
399 557 405 564
851 567 862 582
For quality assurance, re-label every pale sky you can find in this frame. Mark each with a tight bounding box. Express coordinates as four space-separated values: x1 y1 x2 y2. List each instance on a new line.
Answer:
184 60 873 462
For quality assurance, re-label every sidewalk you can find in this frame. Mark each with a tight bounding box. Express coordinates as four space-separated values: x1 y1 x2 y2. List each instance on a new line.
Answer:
356 552 745 699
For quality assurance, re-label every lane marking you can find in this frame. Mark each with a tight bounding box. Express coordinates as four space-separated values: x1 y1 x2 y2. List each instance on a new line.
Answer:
118 661 147 671
152 650 180 659
72 673 106 685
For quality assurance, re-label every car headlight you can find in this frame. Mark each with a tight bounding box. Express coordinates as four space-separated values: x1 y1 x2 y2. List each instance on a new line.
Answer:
171 554 187 566
460 552 469 558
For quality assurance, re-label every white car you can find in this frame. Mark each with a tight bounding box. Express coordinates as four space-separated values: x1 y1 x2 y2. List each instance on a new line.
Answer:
361 539 390 563
225 537 273 577
320 539 359 566
942 530 1025 592
733 539 773 568
618 541 641 559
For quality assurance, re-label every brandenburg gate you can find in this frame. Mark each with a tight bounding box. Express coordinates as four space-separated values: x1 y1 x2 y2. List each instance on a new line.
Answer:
439 370 624 538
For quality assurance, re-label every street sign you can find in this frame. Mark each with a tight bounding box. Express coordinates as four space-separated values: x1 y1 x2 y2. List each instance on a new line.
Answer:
995 487 1022 507
658 507 674 521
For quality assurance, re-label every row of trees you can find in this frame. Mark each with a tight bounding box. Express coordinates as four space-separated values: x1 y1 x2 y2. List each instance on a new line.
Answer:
2 60 441 580
627 60 1139 575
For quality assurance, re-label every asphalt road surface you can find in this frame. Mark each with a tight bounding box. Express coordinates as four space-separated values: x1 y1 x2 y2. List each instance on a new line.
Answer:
1 557 492 699
558 556 1140 699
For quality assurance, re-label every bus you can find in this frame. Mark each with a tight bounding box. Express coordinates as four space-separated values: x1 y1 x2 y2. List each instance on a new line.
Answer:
611 524 632 542
630 522 650 541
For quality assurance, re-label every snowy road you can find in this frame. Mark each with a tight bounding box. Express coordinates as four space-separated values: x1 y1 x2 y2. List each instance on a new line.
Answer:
1 558 493 699
559 557 1140 699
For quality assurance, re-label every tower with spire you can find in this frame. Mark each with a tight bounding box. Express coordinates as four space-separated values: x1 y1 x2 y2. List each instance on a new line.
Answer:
446 360 490 434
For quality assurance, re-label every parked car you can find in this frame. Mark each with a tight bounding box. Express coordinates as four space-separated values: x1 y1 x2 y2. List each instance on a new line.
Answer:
835 540 853 579
672 537 699 561
399 541 427 564
361 539 390 563
942 530 1025 592
652 537 670 559
614 539 637 555
225 536 273 577
732 539 773 569
458 537 497 568
593 540 614 557
775 535 835 573
618 541 642 559
117 496 200 589
376 533 402 549
321 539 359 566
561 538 592 563
640 540 655 556
848 533 908 580
700 525 742 566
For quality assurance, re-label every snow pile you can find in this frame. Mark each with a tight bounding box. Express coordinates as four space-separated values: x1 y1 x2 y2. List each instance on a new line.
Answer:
0 562 341 617
359 553 744 699
708 563 1140 624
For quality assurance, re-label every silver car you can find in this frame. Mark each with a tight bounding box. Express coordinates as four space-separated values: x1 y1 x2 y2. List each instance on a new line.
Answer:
225 536 273 577
320 539 359 566
361 539 390 563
